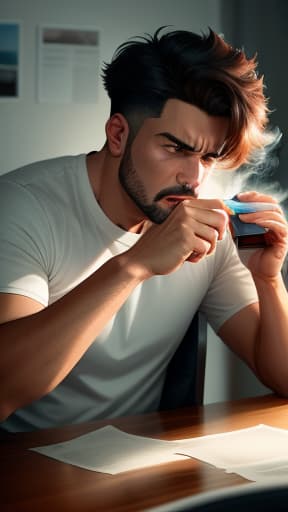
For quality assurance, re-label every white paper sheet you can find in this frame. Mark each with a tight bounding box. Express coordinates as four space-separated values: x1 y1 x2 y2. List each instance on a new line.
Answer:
30 423 288 481
37 26 100 103
226 457 288 483
30 425 187 474
175 424 288 482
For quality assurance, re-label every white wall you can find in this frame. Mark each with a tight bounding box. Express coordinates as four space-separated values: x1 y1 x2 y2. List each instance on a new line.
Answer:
1 0 268 405
204 326 269 404
0 0 221 172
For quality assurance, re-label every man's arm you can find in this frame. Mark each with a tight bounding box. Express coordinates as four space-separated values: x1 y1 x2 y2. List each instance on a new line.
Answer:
218 191 288 396
0 254 145 421
218 278 288 396
0 197 228 421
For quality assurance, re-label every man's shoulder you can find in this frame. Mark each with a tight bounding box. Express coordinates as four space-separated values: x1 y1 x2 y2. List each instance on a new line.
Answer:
0 154 85 187
0 154 88 226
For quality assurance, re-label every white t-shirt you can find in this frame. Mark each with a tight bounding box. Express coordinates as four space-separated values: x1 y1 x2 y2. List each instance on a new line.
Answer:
0 154 258 431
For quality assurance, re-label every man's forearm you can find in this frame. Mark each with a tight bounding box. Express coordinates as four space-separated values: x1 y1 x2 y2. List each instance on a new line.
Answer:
254 273 288 396
0 253 145 420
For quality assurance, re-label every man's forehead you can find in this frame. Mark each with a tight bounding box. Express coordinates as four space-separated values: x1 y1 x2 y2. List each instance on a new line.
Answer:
134 98 229 152
156 100 228 152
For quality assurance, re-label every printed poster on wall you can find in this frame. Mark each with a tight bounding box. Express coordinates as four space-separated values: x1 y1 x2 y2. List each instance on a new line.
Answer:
0 22 20 98
37 26 100 103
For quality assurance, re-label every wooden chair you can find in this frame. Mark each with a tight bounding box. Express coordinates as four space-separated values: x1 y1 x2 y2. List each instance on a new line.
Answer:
159 312 207 410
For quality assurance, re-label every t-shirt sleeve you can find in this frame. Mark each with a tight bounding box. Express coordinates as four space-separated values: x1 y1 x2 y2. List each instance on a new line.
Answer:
200 232 258 332
0 180 50 306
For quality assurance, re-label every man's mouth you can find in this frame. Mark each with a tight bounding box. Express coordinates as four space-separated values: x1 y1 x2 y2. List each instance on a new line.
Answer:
162 195 195 207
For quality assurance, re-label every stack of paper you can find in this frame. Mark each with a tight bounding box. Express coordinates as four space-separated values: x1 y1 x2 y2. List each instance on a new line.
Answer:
30 423 288 482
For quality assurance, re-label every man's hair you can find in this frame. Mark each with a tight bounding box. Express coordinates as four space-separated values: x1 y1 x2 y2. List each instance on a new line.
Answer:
102 27 270 170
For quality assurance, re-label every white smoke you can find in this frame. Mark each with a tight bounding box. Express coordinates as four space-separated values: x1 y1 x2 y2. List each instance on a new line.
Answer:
200 127 287 209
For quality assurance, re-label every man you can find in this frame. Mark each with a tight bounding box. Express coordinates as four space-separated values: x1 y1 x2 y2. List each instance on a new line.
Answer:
0 28 287 432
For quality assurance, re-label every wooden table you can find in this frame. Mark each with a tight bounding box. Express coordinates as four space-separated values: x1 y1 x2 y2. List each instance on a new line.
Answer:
1 394 288 511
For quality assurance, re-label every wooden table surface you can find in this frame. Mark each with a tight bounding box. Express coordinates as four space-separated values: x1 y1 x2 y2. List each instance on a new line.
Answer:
1 393 288 512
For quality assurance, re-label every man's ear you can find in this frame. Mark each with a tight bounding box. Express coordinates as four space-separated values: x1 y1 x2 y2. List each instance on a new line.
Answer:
105 114 129 157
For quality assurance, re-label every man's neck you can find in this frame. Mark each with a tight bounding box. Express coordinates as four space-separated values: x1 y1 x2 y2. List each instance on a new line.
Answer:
86 150 147 233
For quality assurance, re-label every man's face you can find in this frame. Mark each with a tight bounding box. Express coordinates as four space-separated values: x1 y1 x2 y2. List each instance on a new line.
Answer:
119 99 229 224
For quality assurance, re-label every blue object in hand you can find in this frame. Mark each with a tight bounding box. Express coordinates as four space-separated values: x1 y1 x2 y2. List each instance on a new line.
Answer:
224 196 275 249
224 198 278 214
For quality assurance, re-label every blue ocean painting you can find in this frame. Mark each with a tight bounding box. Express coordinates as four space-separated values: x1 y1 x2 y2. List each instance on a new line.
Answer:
0 23 19 66
0 23 19 96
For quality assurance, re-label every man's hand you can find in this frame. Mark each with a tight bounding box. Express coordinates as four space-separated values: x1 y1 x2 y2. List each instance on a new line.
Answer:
236 191 288 280
126 198 229 277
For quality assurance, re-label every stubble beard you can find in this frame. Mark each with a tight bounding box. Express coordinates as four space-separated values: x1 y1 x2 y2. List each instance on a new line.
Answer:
118 145 171 224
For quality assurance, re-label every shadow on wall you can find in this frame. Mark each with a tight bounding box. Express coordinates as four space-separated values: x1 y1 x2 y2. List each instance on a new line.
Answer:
221 0 288 192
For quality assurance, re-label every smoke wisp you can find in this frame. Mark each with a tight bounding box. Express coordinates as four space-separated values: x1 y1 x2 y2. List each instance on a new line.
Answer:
201 126 287 212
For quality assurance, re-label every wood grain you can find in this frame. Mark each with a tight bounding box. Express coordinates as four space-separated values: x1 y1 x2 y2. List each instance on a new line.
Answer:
1 394 288 511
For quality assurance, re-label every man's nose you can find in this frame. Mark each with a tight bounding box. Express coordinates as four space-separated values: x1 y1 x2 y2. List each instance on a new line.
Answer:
176 156 203 189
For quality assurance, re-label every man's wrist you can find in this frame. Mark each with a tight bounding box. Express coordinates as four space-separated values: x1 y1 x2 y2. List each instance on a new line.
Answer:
114 252 152 283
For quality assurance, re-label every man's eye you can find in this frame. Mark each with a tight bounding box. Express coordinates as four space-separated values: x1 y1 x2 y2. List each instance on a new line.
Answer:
163 144 183 153
201 155 216 166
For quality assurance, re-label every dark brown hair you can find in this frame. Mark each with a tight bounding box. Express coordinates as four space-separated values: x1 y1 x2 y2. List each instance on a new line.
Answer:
102 27 270 170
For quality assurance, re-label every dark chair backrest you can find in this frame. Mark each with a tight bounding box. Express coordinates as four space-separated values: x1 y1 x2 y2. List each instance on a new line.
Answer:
159 312 207 410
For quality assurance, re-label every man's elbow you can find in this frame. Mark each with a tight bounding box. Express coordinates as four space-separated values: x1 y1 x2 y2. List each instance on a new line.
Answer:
258 374 288 399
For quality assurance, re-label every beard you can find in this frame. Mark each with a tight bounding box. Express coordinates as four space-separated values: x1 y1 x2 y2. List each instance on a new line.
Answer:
118 144 171 224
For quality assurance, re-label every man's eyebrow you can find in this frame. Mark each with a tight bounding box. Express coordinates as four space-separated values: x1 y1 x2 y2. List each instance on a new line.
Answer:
156 132 221 158
157 132 196 151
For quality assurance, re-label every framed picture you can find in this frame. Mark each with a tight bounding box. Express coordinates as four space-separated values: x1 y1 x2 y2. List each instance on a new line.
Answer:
0 21 20 99
37 25 100 103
